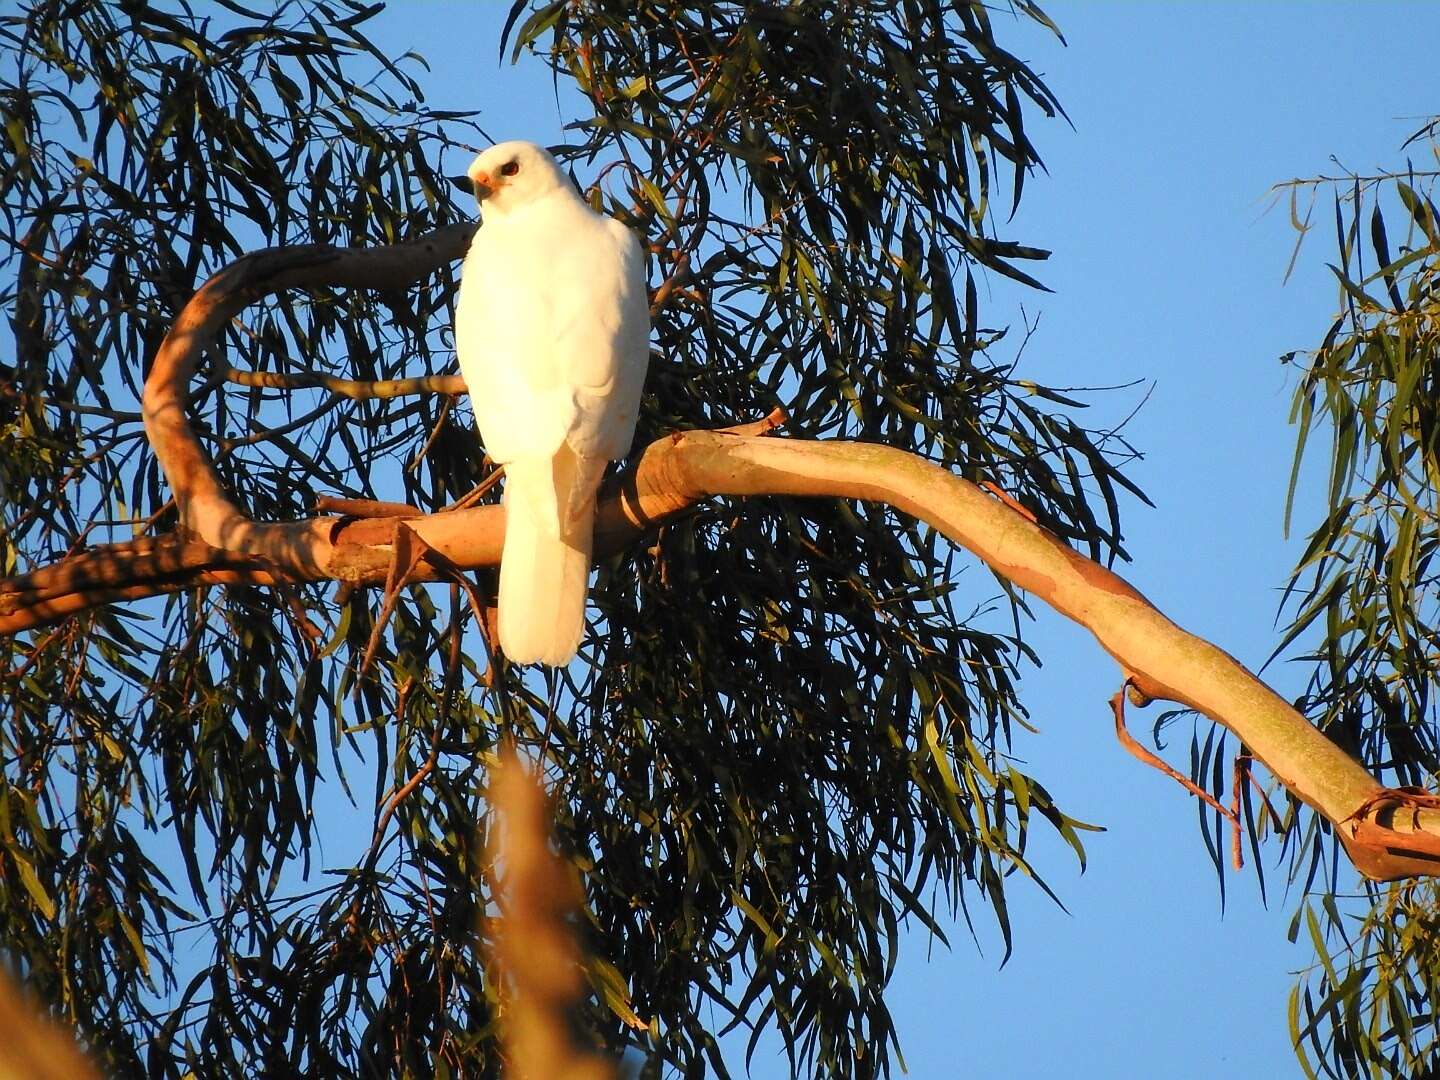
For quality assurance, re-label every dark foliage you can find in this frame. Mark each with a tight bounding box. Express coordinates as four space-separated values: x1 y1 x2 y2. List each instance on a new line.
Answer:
1272 129 1440 1078
0 2 1142 1077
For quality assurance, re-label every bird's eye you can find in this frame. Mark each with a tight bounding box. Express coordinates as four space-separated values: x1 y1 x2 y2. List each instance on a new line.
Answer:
500 161 520 177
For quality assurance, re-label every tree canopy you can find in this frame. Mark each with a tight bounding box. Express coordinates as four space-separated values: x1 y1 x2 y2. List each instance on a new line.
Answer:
1274 126 1440 1078
1 2 1438 1078
0 3 1127 1075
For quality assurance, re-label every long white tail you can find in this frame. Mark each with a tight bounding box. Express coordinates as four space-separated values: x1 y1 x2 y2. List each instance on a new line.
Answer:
497 449 604 666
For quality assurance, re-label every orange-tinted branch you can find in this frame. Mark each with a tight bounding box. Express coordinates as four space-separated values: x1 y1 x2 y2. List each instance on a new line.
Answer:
2 225 1434 883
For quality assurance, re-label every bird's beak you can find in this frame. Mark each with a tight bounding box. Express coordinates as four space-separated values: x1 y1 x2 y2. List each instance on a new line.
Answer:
470 171 494 202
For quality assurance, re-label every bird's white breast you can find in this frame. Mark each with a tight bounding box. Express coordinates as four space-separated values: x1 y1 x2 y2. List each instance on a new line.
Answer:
456 193 649 465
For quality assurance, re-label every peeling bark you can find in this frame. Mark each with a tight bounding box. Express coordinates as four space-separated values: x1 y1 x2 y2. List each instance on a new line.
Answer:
4 224 1436 881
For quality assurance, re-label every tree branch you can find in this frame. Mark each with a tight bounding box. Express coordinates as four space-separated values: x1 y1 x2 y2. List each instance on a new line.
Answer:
487 750 623 1079
139 221 477 572
221 365 466 400
5 222 1436 882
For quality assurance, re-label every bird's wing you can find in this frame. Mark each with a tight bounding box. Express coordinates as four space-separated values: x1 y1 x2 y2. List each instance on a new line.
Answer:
562 217 651 461
455 214 574 464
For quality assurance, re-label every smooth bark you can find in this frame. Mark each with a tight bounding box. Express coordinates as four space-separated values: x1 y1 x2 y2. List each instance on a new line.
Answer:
4 224 1436 881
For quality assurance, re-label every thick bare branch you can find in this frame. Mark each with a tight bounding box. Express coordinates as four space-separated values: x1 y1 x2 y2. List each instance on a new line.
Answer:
7 223 1437 882
487 750 618 1080
5 423 1435 877
0 969 102 1080
139 221 477 571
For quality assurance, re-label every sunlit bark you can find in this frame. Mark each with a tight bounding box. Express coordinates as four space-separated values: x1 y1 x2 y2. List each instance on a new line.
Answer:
4 225 1435 882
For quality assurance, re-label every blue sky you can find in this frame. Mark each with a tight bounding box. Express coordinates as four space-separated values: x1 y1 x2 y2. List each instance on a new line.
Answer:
362 3 1439 1076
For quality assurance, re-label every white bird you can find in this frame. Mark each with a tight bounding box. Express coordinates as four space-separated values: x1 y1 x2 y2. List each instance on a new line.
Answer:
455 141 649 666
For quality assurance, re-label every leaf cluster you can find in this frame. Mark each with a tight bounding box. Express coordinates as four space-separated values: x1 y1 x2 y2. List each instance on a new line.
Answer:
2 2 492 1075
1276 124 1440 1077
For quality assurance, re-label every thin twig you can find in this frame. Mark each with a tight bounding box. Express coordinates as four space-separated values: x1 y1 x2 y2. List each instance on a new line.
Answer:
1110 678 1240 836
222 365 466 400
443 463 505 513
315 496 423 518
355 522 430 683
408 393 455 473
1231 753 1245 872
370 693 439 854
649 251 691 315
715 406 788 437
216 394 340 454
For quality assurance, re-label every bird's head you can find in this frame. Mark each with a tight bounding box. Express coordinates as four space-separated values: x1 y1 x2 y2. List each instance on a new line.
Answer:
463 141 569 216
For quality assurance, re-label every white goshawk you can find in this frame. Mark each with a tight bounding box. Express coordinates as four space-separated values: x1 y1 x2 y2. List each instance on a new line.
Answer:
455 141 650 665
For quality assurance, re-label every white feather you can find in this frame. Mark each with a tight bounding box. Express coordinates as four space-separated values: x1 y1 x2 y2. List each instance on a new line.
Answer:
455 141 649 665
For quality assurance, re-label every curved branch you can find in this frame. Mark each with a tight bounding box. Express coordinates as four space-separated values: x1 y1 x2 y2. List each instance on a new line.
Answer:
139 221 477 572
6 223 1437 882
4 423 1436 876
